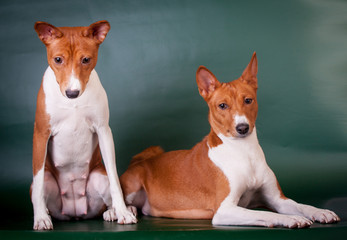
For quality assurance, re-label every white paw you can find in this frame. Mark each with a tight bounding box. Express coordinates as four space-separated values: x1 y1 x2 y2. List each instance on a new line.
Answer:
127 205 138 217
103 207 137 224
310 209 340 224
281 215 313 229
117 207 138 224
33 213 53 230
268 215 312 229
103 208 117 221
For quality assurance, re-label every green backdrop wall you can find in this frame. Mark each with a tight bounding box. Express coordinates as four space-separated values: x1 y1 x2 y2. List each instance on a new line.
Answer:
0 0 346 235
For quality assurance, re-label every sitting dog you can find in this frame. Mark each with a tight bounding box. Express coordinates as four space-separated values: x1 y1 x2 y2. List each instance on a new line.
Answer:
120 52 340 228
31 21 136 230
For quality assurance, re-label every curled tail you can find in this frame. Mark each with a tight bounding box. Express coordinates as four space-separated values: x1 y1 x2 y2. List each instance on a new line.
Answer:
130 146 164 166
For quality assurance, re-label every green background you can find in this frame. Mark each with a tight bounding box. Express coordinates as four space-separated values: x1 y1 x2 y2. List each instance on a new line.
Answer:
0 0 346 239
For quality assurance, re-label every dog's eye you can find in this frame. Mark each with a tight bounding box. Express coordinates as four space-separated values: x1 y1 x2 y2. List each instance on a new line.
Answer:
54 57 63 64
245 98 253 104
82 57 91 64
218 103 229 110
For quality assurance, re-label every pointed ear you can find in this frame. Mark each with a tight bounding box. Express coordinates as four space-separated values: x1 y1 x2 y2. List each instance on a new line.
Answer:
196 66 221 100
84 20 110 44
34 22 63 45
241 52 258 88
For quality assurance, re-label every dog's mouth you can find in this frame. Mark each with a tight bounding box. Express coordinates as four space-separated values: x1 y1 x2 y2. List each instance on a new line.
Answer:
235 132 251 138
229 132 251 139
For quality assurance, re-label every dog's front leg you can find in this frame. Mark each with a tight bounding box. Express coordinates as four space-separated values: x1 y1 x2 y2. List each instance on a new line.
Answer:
263 184 340 223
270 198 340 224
212 196 312 228
96 125 137 224
31 86 53 230
262 171 340 224
31 127 52 230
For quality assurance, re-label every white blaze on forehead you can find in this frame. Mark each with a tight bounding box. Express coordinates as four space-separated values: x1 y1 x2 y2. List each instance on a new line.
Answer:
234 114 249 125
68 70 81 91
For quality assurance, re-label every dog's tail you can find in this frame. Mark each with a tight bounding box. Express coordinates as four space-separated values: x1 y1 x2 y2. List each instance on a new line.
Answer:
130 146 164 166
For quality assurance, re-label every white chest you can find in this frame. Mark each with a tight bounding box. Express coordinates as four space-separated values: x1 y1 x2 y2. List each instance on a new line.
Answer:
42 67 108 175
208 130 269 205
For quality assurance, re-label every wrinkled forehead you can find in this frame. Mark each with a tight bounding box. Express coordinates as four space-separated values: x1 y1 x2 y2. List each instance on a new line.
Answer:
47 30 98 55
210 80 257 102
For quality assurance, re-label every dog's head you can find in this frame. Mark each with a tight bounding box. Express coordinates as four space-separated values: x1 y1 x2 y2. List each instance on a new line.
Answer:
34 21 110 99
196 52 258 138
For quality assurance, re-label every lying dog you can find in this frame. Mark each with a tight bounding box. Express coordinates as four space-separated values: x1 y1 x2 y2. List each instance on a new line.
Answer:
120 52 340 228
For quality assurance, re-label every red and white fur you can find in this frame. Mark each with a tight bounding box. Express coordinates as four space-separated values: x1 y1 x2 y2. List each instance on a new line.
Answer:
120 53 340 228
31 21 136 230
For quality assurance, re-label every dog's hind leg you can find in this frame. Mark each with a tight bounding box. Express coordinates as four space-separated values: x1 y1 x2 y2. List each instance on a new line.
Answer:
120 166 147 216
41 170 70 221
84 168 137 222
84 169 109 219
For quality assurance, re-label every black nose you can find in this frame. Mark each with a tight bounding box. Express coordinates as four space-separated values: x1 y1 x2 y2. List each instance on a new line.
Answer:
236 123 249 135
65 90 80 99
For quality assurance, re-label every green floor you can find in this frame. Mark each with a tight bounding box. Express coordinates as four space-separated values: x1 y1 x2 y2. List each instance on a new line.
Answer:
0 183 346 240
1 215 346 240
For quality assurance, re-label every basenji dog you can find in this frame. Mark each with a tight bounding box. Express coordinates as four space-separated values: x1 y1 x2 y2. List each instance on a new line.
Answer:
120 52 340 228
31 21 136 230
